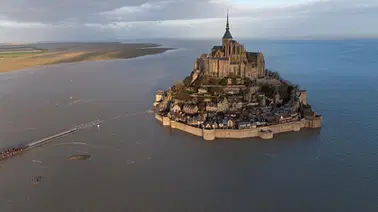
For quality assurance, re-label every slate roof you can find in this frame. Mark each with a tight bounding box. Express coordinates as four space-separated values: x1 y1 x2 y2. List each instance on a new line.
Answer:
212 45 222 51
246 52 259 63
223 30 233 39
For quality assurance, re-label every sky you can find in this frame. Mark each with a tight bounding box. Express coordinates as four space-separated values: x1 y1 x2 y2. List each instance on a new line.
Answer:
0 0 377 42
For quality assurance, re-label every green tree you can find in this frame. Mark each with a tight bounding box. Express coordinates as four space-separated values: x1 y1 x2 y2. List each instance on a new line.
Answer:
192 78 202 90
208 77 217 85
183 76 192 86
278 84 289 101
244 78 251 87
173 81 185 92
220 78 228 86
175 91 191 101
260 84 275 98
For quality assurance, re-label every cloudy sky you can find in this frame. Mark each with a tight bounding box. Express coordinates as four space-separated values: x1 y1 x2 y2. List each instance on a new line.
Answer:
0 0 377 42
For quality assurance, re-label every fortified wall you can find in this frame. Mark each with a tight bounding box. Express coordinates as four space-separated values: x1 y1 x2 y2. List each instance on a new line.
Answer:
155 114 322 141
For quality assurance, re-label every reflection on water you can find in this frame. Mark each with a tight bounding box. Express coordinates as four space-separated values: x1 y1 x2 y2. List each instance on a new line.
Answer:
0 39 378 211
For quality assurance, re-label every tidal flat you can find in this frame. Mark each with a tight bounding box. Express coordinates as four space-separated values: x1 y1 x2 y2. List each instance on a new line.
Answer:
0 42 173 72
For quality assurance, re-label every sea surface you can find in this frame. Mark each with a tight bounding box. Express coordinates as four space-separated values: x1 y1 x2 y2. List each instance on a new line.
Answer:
1 39 378 211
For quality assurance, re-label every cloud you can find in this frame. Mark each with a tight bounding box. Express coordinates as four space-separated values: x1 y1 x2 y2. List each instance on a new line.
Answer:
0 0 377 42
0 0 159 23
0 20 48 28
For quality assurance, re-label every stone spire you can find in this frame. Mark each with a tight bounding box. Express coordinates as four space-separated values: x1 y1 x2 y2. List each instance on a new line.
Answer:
223 10 233 39
226 10 230 31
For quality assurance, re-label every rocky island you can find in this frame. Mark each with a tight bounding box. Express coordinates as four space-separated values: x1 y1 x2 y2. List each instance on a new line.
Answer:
154 13 322 140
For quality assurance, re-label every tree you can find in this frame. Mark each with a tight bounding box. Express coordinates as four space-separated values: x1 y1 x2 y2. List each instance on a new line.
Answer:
173 81 185 92
175 91 191 101
183 76 192 86
278 84 289 101
220 78 228 86
208 77 217 85
260 84 275 98
272 71 281 80
287 85 295 96
265 69 272 76
244 78 251 87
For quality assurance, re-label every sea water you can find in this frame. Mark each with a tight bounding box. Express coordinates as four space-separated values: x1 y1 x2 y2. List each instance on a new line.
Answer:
0 39 378 211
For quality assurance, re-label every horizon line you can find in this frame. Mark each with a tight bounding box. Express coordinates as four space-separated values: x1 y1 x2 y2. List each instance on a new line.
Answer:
1 36 378 45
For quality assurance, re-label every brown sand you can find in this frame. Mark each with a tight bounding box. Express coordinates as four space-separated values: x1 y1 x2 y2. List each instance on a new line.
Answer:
0 43 173 72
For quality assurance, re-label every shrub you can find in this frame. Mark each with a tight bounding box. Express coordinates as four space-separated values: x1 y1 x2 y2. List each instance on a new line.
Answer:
183 76 192 86
175 91 191 101
220 78 228 86
260 84 275 98
173 80 185 91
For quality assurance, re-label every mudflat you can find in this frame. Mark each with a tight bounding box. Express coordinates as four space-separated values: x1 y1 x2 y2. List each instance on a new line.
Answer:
0 42 173 72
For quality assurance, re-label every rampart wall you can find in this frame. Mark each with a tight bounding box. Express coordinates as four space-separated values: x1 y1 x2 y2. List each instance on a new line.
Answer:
155 113 322 140
170 121 203 137
155 114 163 122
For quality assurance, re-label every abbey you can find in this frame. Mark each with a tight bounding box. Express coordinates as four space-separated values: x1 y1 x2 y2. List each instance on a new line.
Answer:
193 13 265 79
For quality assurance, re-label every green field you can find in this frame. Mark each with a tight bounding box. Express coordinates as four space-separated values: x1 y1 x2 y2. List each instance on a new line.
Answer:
0 50 47 57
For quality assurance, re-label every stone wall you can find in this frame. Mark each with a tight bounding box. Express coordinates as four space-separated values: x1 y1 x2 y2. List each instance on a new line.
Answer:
246 66 259 79
304 116 322 128
203 129 216 140
215 128 259 139
156 114 322 140
299 91 307 105
162 116 171 126
268 121 303 134
155 114 163 122
170 121 203 137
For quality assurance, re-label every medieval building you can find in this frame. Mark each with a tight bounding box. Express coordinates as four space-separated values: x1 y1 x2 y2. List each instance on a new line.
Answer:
193 12 265 80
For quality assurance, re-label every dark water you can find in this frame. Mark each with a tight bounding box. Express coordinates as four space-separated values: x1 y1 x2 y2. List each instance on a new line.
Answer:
1 39 378 211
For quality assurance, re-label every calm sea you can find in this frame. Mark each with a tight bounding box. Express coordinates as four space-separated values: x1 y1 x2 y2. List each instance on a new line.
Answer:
1 39 378 211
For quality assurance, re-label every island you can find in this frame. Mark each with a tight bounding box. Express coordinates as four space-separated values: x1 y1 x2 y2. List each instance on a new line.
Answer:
153 13 322 140
0 42 173 72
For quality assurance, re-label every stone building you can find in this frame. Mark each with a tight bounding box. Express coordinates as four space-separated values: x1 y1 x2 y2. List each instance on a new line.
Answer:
192 12 265 80
217 97 229 112
171 104 182 113
155 90 164 102
299 90 307 105
206 102 218 112
183 104 199 115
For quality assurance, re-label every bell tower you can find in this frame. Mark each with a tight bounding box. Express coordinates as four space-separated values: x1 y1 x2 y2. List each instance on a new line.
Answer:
222 10 233 57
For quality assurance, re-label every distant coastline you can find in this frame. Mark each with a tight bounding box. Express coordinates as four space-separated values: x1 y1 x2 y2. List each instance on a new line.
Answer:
0 42 174 72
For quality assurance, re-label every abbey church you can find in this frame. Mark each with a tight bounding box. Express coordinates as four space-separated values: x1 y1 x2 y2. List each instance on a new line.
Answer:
193 13 265 79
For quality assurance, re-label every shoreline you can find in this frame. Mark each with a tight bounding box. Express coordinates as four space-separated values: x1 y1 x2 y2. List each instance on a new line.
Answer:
0 42 174 73
155 113 322 140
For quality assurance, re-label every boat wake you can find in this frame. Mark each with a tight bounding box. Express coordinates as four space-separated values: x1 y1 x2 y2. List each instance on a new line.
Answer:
110 111 149 120
51 142 87 147
69 100 95 105
72 142 87 145
75 119 104 130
